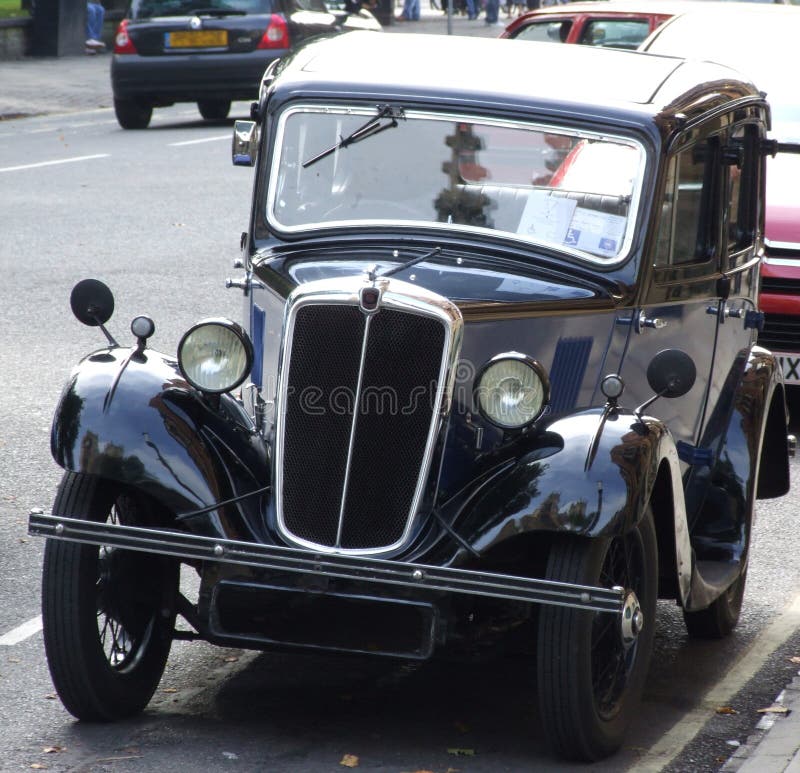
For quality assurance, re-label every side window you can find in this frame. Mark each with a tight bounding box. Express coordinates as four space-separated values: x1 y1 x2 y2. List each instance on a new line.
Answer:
578 19 651 49
515 20 572 43
725 124 757 255
654 136 719 267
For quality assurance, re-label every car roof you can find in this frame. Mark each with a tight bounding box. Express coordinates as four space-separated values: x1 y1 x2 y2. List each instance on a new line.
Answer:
510 0 716 19
642 2 800 50
271 32 761 128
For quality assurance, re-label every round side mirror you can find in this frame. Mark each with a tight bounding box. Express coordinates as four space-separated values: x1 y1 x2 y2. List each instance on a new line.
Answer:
70 279 115 327
646 349 696 398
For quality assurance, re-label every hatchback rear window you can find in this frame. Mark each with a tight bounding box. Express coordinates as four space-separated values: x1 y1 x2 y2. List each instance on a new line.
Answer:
131 0 274 18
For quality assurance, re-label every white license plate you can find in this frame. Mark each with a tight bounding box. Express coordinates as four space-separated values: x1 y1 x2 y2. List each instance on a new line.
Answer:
777 353 800 383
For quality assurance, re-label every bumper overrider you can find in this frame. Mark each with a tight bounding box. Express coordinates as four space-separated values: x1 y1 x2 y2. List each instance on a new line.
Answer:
28 512 624 614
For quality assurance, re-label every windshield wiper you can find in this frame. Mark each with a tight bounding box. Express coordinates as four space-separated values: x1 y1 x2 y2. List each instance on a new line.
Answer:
302 104 405 169
179 6 246 15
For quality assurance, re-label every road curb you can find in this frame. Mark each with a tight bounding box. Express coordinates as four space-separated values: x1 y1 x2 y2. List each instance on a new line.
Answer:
724 675 800 773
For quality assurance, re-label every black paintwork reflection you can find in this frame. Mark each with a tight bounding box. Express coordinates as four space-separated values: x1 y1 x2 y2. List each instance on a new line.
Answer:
452 409 664 554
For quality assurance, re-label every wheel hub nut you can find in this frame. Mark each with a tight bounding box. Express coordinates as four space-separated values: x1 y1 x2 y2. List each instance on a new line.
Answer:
620 591 643 648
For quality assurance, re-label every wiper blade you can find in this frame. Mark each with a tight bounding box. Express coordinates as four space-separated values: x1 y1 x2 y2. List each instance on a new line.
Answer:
302 104 404 169
183 6 247 15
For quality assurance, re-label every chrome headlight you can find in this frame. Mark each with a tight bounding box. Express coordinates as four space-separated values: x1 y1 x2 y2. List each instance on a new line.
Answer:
475 353 549 429
178 319 253 394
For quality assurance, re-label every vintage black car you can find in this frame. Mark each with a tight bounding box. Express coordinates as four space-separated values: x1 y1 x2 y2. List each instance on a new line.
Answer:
30 33 796 761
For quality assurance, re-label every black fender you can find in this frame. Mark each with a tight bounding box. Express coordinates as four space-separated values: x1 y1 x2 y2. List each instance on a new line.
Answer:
453 406 692 602
51 346 270 541
686 345 789 565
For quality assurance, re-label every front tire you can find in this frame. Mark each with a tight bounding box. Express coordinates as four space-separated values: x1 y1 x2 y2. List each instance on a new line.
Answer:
197 99 231 121
42 472 178 721
114 98 152 130
537 508 658 761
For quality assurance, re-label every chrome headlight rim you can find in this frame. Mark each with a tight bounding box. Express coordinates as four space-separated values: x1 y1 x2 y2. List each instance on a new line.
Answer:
177 318 254 395
474 352 550 430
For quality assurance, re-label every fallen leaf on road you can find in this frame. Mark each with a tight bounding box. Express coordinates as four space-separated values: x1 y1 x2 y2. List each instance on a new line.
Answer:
222 656 238 663
30 764 47 770
162 688 178 693
789 657 800 664
43 694 56 700
757 706 790 715
42 747 65 754
340 753 359 767
447 748 475 756
716 706 738 715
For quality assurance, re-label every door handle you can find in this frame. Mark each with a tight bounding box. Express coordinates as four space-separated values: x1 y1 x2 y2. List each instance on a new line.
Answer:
637 312 668 331
615 311 668 333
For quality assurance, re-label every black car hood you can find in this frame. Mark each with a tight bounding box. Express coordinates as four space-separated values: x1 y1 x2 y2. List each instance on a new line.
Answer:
251 247 624 311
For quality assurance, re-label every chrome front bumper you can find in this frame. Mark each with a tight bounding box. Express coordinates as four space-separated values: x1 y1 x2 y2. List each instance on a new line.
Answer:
28 511 624 615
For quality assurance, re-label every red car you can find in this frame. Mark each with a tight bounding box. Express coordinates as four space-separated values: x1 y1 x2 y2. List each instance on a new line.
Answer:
500 0 682 49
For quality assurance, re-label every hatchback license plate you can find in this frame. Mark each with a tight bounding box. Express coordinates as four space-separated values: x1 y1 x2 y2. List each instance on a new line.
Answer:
167 30 228 48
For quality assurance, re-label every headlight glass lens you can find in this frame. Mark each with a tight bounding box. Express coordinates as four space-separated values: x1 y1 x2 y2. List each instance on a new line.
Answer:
476 356 548 429
178 321 252 393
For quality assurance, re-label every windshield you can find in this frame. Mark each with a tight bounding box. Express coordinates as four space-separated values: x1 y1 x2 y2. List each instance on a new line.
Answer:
267 106 645 264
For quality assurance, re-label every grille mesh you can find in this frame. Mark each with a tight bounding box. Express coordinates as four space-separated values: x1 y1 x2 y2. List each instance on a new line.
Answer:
340 310 446 549
282 305 365 545
761 276 800 294
280 302 446 550
759 313 800 352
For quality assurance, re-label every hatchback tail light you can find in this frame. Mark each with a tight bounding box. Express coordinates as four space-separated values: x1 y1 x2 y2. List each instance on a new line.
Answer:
257 15 290 49
113 19 138 55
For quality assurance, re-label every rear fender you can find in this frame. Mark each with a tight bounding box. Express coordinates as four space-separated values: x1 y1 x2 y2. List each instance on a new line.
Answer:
686 345 789 562
51 347 270 540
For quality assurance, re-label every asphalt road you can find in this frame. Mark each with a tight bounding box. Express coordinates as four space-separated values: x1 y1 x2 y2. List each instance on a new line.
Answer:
1 53 800 773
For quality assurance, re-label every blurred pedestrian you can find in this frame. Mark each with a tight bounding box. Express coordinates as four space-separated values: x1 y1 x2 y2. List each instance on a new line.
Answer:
396 0 420 20
85 2 106 54
484 0 500 24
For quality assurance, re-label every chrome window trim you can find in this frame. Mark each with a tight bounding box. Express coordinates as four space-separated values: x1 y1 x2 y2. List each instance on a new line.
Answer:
273 275 463 556
266 104 647 265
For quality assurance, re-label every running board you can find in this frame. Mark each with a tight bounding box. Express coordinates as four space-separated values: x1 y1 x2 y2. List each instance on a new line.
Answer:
28 511 624 615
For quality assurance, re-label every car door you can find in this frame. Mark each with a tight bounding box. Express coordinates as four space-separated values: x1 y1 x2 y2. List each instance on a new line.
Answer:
620 112 762 524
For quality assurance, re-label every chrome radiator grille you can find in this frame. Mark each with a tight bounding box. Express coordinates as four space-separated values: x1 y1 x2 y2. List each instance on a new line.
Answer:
275 279 459 554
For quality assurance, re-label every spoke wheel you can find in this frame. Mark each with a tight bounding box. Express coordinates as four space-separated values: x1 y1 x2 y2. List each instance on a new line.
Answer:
42 472 178 721
537 507 657 761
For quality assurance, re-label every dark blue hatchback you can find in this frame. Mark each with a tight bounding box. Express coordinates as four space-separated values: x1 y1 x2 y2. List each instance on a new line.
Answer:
110 0 381 128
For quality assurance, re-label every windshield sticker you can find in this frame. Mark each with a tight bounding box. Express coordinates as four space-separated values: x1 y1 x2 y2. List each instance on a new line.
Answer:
563 208 626 258
517 191 577 243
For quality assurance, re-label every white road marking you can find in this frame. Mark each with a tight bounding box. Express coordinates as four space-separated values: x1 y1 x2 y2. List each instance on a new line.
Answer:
169 135 230 147
632 593 800 771
0 154 110 173
0 615 43 646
